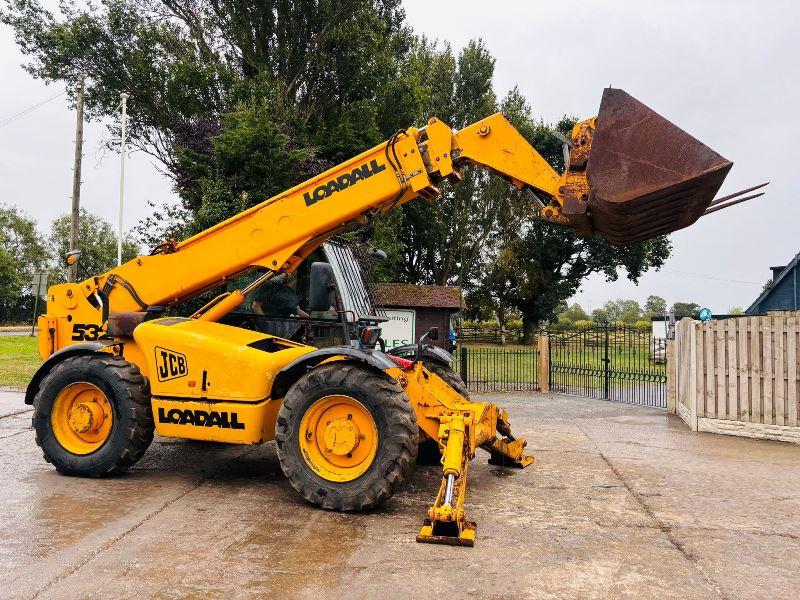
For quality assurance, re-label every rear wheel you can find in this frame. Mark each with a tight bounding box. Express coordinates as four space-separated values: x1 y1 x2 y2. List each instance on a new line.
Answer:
276 362 417 511
33 354 154 477
422 359 469 398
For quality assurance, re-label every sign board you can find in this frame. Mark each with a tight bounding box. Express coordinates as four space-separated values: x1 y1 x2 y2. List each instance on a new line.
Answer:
650 318 667 340
31 272 48 297
380 309 416 349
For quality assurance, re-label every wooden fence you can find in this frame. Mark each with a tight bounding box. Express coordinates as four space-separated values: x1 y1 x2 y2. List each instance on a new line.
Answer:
458 326 523 344
669 313 800 443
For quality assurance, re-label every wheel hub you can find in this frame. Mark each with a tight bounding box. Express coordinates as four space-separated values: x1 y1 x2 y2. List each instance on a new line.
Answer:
323 417 361 456
68 401 105 434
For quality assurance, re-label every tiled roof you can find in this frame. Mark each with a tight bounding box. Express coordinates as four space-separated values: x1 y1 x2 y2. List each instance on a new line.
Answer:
375 283 463 309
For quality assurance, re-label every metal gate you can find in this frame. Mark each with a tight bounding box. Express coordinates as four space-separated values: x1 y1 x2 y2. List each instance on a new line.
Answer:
549 325 667 408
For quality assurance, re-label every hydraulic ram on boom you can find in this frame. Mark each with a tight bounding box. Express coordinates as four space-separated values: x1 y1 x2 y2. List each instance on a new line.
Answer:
28 88 748 546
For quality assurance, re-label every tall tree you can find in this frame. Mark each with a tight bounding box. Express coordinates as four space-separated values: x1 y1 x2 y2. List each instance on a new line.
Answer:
2 0 412 239
601 299 642 323
557 303 589 325
384 39 500 286
49 210 139 283
644 294 667 316
673 302 701 319
0 205 48 292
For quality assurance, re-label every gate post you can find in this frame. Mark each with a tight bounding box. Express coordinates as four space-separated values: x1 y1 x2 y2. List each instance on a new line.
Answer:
538 332 549 392
666 340 677 414
460 346 469 387
603 325 610 399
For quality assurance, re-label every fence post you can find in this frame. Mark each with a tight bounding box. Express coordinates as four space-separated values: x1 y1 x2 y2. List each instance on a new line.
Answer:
603 324 610 399
538 332 549 392
688 320 698 430
666 339 677 414
460 346 468 388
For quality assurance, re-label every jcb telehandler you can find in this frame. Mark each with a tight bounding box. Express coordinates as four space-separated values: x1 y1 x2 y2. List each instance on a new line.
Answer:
26 89 738 546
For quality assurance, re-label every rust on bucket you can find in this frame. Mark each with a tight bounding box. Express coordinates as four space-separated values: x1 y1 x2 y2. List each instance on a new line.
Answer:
567 89 733 245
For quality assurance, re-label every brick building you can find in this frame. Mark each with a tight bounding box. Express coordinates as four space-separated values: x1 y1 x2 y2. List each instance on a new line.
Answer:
374 284 462 350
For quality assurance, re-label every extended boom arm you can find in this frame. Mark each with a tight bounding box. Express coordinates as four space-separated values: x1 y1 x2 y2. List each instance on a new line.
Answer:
39 88 733 357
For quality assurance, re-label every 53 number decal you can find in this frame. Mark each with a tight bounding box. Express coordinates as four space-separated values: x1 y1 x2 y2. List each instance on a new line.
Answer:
71 323 103 341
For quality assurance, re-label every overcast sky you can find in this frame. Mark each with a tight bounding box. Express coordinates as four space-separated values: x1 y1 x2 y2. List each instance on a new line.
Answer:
1 0 797 313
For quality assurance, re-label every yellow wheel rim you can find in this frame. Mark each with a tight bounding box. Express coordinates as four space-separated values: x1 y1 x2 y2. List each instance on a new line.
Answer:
51 382 113 455
298 395 379 483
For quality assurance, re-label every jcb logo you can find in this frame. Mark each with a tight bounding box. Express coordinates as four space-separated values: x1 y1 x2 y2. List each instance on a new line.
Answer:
155 347 188 382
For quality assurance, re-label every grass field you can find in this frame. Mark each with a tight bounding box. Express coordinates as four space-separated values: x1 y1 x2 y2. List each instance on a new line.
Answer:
456 340 665 391
0 335 39 388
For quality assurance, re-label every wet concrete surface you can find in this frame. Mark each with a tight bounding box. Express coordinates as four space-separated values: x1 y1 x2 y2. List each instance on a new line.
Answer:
1 389 799 599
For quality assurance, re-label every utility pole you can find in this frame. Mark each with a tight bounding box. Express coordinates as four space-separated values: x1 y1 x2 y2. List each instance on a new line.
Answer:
68 75 85 283
117 92 129 266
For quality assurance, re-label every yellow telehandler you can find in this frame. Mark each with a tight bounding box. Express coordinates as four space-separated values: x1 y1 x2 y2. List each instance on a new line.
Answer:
26 89 738 546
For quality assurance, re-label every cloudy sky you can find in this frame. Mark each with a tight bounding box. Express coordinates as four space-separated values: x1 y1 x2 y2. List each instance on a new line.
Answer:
1 0 797 313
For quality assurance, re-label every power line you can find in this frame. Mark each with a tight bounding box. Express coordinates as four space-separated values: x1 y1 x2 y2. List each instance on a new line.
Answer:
660 269 759 285
0 89 67 130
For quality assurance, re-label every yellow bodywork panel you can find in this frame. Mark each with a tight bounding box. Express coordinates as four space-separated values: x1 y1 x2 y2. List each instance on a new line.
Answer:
129 318 314 444
132 318 313 402
152 396 282 444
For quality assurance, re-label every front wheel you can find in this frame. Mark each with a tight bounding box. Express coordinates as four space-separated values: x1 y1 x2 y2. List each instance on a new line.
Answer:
32 354 154 477
275 362 418 511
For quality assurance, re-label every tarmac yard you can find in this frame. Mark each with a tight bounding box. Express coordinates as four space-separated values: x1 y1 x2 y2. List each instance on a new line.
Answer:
1 389 799 599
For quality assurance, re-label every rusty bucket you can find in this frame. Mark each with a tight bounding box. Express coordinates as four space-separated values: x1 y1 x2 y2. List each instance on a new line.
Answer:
585 89 732 245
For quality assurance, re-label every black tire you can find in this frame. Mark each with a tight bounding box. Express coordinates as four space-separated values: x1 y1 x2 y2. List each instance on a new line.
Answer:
422 359 469 398
33 354 154 477
415 438 442 466
275 362 418 511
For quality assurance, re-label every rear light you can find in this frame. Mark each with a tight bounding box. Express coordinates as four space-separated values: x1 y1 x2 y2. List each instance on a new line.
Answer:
360 326 381 347
387 354 414 369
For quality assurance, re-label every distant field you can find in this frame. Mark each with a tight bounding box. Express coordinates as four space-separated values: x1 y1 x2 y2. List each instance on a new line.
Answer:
456 337 664 391
0 335 39 388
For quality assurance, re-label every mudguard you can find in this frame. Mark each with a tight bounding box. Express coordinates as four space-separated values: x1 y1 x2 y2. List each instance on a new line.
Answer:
24 341 118 405
387 343 454 366
270 345 397 399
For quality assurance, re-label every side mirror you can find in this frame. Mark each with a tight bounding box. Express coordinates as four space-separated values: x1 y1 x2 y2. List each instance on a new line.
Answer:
427 326 439 341
308 262 335 311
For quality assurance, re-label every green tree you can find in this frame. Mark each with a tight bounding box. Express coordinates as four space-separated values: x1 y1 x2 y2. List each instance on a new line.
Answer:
729 307 744 315
557 303 589 326
602 299 642 323
49 209 139 283
0 247 20 298
644 294 667 316
0 204 48 290
390 39 501 286
471 245 519 336
673 302 701 319
2 0 412 241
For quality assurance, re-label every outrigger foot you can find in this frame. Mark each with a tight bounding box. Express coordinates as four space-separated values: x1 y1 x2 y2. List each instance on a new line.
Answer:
417 518 476 547
484 437 535 468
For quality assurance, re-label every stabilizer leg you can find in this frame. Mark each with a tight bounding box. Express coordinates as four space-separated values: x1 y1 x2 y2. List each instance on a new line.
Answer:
416 414 476 547
483 410 535 468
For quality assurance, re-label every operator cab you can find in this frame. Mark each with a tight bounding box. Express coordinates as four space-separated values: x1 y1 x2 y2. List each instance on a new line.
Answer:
221 240 387 349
